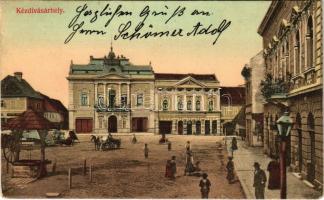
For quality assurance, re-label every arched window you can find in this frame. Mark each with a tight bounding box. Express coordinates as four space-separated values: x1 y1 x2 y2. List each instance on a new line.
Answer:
275 54 278 79
208 100 213 111
196 100 201 111
306 16 314 69
187 100 192 111
109 90 116 108
307 112 315 180
109 68 116 72
284 40 290 77
307 112 315 130
177 97 183 111
98 95 104 107
162 99 168 111
295 30 300 74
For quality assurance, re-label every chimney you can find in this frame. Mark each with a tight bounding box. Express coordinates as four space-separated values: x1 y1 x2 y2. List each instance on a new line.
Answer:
14 72 23 81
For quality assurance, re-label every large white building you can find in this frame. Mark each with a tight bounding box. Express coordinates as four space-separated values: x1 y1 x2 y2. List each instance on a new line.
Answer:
67 47 221 135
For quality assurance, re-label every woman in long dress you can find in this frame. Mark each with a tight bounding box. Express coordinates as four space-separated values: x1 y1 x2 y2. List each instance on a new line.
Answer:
184 150 194 175
267 157 280 189
226 157 235 183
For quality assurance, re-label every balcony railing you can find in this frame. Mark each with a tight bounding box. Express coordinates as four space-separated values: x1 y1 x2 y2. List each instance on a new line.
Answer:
260 74 292 100
94 104 130 112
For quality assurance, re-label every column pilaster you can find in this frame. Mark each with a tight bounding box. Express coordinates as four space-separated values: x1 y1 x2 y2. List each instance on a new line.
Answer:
94 83 98 105
103 83 107 105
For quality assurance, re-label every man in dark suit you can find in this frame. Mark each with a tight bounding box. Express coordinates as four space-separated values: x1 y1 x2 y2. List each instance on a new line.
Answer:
253 162 267 199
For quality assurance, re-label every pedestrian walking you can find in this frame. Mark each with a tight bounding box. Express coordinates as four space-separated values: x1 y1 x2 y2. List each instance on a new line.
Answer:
231 137 238 157
144 143 149 159
267 156 280 190
253 162 267 199
199 173 211 199
132 134 137 144
184 150 194 175
185 141 191 151
165 160 172 178
226 157 235 184
168 141 172 151
170 156 177 179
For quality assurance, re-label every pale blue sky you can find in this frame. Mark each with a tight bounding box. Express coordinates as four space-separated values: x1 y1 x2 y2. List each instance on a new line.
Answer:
1 1 271 106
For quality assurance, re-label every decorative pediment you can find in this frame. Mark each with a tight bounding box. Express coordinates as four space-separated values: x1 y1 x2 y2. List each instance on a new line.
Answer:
290 6 301 23
278 19 290 37
174 76 206 88
96 73 130 80
272 36 279 43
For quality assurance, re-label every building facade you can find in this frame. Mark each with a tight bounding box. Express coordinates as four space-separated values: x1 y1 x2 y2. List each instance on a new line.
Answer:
241 51 265 146
67 47 221 135
155 73 221 135
258 0 323 188
1 72 68 129
220 86 245 135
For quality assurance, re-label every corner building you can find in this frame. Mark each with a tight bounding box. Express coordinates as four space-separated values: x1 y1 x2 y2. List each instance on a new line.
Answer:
67 47 221 135
258 0 323 188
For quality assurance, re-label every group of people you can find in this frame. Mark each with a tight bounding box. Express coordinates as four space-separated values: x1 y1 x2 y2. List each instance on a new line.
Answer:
164 141 211 198
139 135 281 199
226 137 281 199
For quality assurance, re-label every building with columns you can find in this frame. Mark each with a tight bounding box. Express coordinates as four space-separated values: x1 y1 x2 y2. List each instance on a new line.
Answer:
155 73 221 135
67 47 221 135
258 0 322 188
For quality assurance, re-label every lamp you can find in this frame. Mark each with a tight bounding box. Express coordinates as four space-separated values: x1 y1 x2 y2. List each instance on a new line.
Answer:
276 111 293 199
276 111 293 137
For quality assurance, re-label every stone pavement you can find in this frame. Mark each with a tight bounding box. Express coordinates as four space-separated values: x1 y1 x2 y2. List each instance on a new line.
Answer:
225 137 322 199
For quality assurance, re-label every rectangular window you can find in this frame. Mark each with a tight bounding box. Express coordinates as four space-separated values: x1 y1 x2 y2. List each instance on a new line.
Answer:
81 93 88 106
1 100 5 108
137 94 143 106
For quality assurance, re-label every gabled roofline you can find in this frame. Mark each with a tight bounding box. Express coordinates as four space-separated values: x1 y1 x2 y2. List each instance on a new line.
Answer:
257 1 282 36
174 76 207 88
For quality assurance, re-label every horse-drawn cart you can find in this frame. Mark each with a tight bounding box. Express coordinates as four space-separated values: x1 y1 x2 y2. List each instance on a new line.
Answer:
91 134 121 151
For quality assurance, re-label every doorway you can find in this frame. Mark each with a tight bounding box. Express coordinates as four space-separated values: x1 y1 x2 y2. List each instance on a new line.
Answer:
132 117 148 132
178 121 183 135
159 121 172 134
187 121 192 135
196 121 201 135
205 120 210 135
108 115 117 133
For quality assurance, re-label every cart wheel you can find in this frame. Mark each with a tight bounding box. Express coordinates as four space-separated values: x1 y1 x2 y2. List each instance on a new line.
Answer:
3 138 19 164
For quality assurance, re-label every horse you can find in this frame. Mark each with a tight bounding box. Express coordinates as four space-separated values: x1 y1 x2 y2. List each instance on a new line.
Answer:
90 135 101 150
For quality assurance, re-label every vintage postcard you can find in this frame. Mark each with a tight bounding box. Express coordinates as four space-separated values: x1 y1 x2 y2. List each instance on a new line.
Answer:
0 0 323 199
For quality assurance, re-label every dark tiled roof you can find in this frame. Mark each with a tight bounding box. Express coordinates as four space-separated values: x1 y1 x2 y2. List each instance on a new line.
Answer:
155 73 219 82
38 93 67 112
220 86 245 105
1 75 42 99
4 109 53 130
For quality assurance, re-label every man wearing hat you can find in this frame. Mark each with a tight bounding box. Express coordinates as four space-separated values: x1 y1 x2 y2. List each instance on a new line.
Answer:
253 162 267 199
199 173 211 198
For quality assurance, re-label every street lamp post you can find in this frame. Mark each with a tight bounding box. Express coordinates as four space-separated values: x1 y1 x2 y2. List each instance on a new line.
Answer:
276 111 293 199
